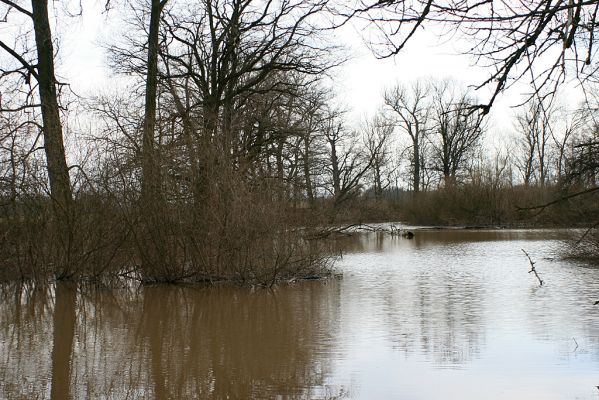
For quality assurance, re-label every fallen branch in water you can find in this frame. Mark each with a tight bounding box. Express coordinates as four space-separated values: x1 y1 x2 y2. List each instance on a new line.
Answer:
522 248 543 286
303 223 364 240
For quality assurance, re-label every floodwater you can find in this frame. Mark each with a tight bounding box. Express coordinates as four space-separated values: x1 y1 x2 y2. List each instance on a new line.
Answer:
1 228 599 399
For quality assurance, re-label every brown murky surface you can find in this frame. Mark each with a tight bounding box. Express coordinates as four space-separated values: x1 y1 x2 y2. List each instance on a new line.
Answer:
2 228 599 399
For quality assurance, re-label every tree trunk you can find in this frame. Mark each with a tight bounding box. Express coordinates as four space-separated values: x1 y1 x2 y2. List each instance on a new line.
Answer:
413 140 420 193
32 0 74 275
32 0 72 212
50 282 77 400
275 138 286 201
140 0 167 274
303 133 314 204
329 138 341 196
141 0 164 206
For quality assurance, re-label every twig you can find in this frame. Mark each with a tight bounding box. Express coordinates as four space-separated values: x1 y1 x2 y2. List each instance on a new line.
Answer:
574 221 599 246
522 248 544 286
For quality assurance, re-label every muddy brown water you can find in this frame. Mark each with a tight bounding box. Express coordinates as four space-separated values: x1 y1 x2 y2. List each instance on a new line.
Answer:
1 228 599 399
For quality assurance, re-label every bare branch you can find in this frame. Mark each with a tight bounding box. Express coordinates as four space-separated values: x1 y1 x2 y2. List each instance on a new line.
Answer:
522 248 543 286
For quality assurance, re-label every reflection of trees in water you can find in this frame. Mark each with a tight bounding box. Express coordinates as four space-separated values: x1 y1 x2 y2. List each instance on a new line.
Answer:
336 231 487 367
380 269 485 366
81 282 344 399
147 284 341 398
0 283 56 399
50 283 76 400
0 281 344 399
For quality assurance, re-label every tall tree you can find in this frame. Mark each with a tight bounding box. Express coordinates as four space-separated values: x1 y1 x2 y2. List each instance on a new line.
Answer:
0 0 74 273
362 112 393 197
430 80 485 187
384 81 429 193
140 0 169 274
141 0 168 205
322 107 372 206
514 100 555 186
0 0 73 211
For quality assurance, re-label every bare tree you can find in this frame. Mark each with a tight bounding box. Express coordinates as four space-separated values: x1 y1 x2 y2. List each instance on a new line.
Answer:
514 100 555 186
362 112 394 197
430 80 485 187
384 80 429 193
565 99 599 188
0 0 77 276
0 0 73 214
552 108 583 182
322 107 372 206
296 85 329 204
139 0 170 272
158 0 335 148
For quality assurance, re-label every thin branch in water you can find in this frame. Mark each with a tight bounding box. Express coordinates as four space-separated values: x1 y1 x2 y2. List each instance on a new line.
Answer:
522 248 543 286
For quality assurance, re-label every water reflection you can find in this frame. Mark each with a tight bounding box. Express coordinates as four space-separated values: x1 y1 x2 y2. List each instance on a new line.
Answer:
50 282 76 400
129 285 343 399
331 229 599 398
1 229 599 399
0 281 344 399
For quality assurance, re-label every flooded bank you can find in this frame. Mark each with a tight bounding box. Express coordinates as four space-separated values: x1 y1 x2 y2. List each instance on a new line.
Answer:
1 229 598 399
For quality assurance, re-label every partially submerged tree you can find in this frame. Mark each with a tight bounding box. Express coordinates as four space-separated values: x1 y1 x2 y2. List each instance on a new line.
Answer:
139 0 170 274
96 0 343 281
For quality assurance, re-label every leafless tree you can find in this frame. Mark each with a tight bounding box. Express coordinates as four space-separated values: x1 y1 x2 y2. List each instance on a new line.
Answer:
430 80 485 187
138 0 170 273
0 0 78 276
559 87 599 188
552 108 584 182
295 85 329 204
384 80 429 193
362 112 394 197
322 107 372 206
514 100 555 186
565 102 599 188
158 0 335 146
0 0 72 214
